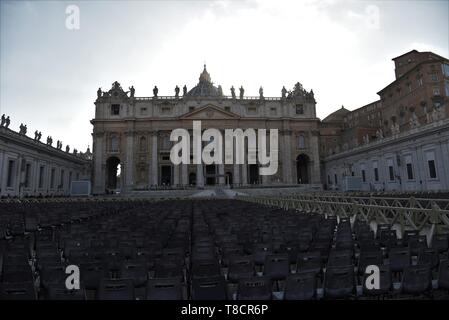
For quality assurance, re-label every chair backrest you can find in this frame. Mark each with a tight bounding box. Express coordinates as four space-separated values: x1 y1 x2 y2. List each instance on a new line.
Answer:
146 277 183 300
96 278 135 300
0 281 37 300
191 275 227 300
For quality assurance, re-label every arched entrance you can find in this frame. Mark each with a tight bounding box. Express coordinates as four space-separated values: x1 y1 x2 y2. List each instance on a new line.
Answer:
296 154 310 184
205 165 216 185
189 172 196 186
160 165 172 186
226 172 233 186
106 156 121 192
249 164 259 184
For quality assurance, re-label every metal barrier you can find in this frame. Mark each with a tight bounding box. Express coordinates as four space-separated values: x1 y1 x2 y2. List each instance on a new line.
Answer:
237 194 449 238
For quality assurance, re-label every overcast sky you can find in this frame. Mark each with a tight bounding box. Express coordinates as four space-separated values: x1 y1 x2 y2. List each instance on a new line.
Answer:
1 0 448 151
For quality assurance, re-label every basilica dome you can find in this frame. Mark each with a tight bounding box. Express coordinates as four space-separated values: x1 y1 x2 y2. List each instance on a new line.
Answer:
186 65 222 97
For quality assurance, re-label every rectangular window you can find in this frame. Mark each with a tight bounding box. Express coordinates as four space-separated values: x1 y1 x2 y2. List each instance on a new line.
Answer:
426 151 437 179
270 107 277 116
50 168 55 189
38 166 45 188
389 166 394 181
24 163 31 188
431 73 438 82
387 158 394 181
247 107 257 115
373 161 379 182
189 106 195 112
362 170 366 182
442 63 449 77
428 160 437 179
111 104 120 115
445 80 449 96
334 174 338 184
7 160 15 188
69 172 72 188
417 78 423 86
76 173 80 180
162 107 172 114
298 135 305 149
327 175 331 184
296 104 304 114
224 106 230 112
433 87 440 96
140 107 147 115
406 163 414 180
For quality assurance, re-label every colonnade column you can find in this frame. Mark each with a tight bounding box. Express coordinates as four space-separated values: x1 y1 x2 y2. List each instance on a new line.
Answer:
196 163 204 188
150 131 158 186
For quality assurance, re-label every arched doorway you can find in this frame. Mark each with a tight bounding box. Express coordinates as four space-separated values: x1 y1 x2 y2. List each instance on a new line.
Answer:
249 164 259 184
160 165 172 186
225 172 233 186
205 165 216 185
189 172 196 186
106 156 121 192
296 154 310 184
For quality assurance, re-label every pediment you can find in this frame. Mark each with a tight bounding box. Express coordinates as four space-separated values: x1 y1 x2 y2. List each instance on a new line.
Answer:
180 104 240 120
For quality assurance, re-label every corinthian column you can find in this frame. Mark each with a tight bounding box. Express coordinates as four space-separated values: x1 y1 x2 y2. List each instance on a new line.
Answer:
125 131 135 191
150 131 159 186
282 130 293 184
196 163 204 188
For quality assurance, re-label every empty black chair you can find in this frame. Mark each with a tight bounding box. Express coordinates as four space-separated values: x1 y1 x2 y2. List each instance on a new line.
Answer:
418 248 439 270
309 240 331 260
220 245 243 267
389 247 411 273
39 264 67 290
297 251 322 275
227 256 255 283
408 235 428 256
378 230 397 248
80 262 107 290
403 230 419 243
279 244 299 264
263 254 290 280
1 264 33 283
237 277 272 300
96 278 135 300
191 259 221 279
191 275 227 300
120 261 148 287
401 265 432 295
251 244 273 266
284 272 316 300
146 277 183 300
358 250 383 275
0 281 37 300
324 266 355 299
437 259 449 290
362 265 392 297
154 259 184 279
431 234 449 254
328 249 352 268
47 284 86 300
